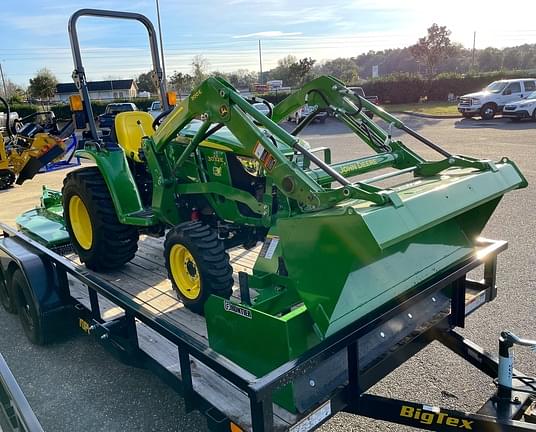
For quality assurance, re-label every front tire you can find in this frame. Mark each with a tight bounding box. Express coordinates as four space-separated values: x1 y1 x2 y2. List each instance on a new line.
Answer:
63 167 139 271
164 222 233 314
480 103 496 120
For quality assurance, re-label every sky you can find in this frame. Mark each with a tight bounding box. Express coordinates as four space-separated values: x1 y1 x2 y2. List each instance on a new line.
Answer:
1 0 536 87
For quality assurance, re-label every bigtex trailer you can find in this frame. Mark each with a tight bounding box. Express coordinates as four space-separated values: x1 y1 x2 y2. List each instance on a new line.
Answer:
1 8 536 432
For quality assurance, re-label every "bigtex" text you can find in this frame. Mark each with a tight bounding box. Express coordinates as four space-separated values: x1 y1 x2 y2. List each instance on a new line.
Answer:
400 405 474 429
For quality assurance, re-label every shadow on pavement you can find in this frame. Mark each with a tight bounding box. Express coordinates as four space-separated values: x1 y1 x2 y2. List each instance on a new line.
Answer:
279 114 442 137
454 117 536 130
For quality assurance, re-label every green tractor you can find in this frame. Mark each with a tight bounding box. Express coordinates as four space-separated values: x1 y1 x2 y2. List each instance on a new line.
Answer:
17 9 527 412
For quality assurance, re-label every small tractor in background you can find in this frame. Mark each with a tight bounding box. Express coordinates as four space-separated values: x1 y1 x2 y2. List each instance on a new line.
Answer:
0 96 75 190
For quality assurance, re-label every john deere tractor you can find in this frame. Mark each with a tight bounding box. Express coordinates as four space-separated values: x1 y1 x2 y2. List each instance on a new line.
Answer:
16 9 527 412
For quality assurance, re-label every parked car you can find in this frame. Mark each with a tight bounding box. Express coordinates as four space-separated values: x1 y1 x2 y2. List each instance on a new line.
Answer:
252 102 272 117
147 101 162 118
457 78 536 120
97 102 137 129
502 90 536 121
348 87 379 119
289 104 328 124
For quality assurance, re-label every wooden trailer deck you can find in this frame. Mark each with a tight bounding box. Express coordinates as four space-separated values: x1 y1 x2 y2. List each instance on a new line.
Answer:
66 236 298 431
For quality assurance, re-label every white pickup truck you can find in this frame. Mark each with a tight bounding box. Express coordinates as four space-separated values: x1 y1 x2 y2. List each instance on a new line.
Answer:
458 78 536 120
147 101 162 118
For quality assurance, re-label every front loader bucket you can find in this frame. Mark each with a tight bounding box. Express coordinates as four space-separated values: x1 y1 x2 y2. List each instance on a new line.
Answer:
274 162 525 337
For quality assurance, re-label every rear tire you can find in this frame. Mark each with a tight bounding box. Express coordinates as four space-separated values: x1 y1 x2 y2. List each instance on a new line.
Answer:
480 103 496 120
11 269 46 345
63 167 139 271
164 222 233 315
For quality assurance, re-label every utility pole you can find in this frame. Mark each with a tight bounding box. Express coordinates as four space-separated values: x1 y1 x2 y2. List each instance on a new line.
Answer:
471 31 476 71
258 40 263 84
155 0 167 89
0 63 7 99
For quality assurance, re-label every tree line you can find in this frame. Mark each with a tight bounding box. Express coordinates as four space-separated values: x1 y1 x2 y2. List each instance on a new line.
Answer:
3 24 535 103
141 24 535 93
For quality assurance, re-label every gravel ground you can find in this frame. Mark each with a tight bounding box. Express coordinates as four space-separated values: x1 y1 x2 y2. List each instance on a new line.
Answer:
0 115 535 431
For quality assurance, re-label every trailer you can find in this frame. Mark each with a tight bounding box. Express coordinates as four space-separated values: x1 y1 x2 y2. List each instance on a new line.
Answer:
1 223 536 431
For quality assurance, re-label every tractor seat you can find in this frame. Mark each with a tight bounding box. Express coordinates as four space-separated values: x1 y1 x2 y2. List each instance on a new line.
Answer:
114 112 154 163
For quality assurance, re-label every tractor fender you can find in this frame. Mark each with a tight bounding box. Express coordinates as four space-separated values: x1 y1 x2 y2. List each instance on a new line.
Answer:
0 236 69 331
75 148 145 224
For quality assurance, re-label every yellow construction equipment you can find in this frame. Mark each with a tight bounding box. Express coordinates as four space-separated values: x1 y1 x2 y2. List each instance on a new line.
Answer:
0 97 68 189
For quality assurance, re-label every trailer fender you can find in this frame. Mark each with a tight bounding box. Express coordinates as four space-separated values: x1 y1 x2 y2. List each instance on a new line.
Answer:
0 236 70 343
75 148 146 224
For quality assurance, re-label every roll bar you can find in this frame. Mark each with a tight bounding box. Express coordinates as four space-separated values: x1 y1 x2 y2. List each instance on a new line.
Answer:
68 9 169 140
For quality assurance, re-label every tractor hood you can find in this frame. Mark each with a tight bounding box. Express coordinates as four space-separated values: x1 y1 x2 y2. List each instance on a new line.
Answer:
262 161 525 338
179 119 307 156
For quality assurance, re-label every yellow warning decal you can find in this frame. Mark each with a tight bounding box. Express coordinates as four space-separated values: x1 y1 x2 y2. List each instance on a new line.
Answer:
79 318 91 334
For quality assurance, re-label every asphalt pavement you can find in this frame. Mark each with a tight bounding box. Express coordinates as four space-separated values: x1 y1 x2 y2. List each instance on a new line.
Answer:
0 115 535 431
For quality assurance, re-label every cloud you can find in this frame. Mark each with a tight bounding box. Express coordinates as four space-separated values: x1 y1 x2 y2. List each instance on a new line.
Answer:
233 31 302 39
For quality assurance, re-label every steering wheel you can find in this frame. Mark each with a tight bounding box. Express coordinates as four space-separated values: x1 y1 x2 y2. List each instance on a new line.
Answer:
152 107 174 130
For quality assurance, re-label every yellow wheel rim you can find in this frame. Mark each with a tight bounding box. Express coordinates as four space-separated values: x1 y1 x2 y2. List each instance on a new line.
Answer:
69 195 93 250
169 244 201 300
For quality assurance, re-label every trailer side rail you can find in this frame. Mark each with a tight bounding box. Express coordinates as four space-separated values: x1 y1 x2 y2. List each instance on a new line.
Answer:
0 354 43 432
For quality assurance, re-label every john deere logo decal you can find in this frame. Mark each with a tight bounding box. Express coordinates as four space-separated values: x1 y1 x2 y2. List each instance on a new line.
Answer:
219 105 229 117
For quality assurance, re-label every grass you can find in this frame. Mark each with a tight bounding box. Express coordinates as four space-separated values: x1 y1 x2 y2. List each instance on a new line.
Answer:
384 101 459 116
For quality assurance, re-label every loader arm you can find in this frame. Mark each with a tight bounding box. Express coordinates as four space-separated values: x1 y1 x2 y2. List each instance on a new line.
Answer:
151 76 394 210
150 75 520 216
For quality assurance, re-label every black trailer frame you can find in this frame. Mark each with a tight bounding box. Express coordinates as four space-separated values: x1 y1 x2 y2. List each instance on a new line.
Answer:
0 354 43 432
1 223 535 432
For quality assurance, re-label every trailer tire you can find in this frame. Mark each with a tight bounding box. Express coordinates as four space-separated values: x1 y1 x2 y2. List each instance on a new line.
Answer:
63 167 139 271
0 267 17 313
164 222 233 315
11 268 47 345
